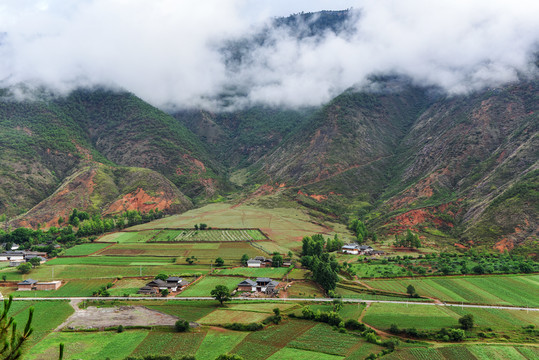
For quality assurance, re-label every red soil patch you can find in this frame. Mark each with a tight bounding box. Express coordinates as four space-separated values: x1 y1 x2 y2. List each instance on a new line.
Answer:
454 243 468 250
105 188 172 215
297 190 328 201
494 238 515 253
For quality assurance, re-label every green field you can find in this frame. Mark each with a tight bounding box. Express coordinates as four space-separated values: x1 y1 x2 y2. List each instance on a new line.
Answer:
150 228 268 242
384 345 539 360
130 330 205 359
267 347 344 360
108 278 149 296
146 301 219 322
13 279 113 298
97 230 161 243
195 328 249 360
198 309 270 324
26 330 149 360
97 241 267 264
362 303 539 333
62 243 111 256
214 266 291 278
363 275 539 306
47 256 175 266
286 281 325 298
178 276 243 297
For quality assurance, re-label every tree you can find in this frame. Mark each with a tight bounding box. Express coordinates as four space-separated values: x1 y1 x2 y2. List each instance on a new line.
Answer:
272 254 283 267
332 298 343 312
0 295 34 360
215 257 224 267
211 285 231 306
2 275 6 282
175 319 190 332
406 284 416 297
155 273 168 281
240 254 249 266
28 257 41 268
199 223 207 230
458 314 474 330
17 263 32 274
186 256 197 265
160 289 169 297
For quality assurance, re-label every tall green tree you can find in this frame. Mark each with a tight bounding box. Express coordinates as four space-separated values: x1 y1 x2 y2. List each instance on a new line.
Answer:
211 285 231 306
0 295 34 360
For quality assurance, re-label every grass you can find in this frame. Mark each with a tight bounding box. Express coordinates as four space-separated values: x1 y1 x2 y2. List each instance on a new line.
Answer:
12 279 113 297
108 278 149 296
288 268 311 279
178 276 243 297
363 274 539 306
226 302 297 313
198 309 270 324
305 303 365 320
62 243 111 256
195 328 249 360
26 330 149 360
385 345 539 360
214 267 290 278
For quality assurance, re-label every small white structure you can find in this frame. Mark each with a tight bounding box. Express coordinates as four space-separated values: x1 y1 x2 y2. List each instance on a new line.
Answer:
247 259 261 268
342 244 360 255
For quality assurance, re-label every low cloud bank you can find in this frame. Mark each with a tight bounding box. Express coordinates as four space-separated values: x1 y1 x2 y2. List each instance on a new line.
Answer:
0 0 537 110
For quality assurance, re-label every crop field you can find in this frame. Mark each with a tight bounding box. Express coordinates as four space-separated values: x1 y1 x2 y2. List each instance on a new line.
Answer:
47 256 175 266
0 263 206 281
62 243 111 256
198 309 270 324
287 268 311 279
13 279 113 298
146 301 219 322
98 241 267 263
149 229 268 242
349 263 408 278
214 266 291 278
232 319 315 359
267 347 345 360
108 278 149 296
178 276 243 297
195 328 249 360
285 280 325 298
288 323 377 357
129 203 349 252
363 275 539 306
131 330 206 359
97 230 161 243
26 330 149 360
362 303 539 332
305 303 365 320
226 302 298 313
385 345 539 360
11 300 74 348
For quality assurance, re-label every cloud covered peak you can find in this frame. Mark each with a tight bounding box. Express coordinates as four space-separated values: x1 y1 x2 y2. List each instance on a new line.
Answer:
0 0 537 110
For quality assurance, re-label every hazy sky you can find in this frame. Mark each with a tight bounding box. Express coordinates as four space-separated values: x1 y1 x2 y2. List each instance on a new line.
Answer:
0 0 537 110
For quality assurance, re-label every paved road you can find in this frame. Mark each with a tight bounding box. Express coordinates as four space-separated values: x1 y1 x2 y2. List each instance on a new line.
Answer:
7 296 539 311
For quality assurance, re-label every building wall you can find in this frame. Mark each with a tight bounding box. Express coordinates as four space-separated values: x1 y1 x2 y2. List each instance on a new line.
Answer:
17 285 34 291
35 282 61 291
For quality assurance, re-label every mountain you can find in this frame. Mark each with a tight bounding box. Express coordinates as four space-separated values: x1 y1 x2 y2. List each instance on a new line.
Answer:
0 89 222 225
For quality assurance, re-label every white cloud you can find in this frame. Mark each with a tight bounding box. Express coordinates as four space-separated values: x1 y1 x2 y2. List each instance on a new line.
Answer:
0 0 537 110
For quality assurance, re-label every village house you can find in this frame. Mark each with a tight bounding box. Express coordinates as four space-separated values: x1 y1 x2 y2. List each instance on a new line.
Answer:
0 250 48 263
17 279 61 291
246 256 273 268
237 277 279 295
139 277 189 294
341 244 374 255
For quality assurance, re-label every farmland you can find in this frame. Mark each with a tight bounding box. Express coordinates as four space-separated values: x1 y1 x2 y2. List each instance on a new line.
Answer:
214 266 291 278
384 345 539 360
62 243 111 256
363 274 539 306
178 276 244 297
148 228 268 242
13 279 113 298
198 309 270 324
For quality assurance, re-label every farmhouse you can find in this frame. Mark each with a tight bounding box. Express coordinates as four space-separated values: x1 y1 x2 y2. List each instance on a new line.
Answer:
247 256 273 268
137 286 158 295
341 244 374 255
237 277 280 295
17 279 61 291
141 277 188 294
0 251 48 263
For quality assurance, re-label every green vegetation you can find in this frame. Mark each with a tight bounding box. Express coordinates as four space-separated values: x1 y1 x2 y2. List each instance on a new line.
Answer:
214 267 290 278
179 277 241 297
150 229 268 242
13 279 113 298
62 243 111 256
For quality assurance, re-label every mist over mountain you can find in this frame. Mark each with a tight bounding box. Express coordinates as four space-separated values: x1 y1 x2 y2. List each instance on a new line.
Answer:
0 1 538 110
0 4 537 255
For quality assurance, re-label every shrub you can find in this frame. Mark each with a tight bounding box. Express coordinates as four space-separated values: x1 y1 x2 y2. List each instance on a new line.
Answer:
175 319 190 332
117 325 124 333
344 319 366 331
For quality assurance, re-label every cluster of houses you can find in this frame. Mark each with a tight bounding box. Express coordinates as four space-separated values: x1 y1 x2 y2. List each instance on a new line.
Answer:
237 277 280 296
246 256 291 268
17 279 61 291
138 276 189 295
341 244 384 256
0 250 48 267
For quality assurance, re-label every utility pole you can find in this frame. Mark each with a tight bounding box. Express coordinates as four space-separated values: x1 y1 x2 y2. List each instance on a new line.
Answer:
140 265 142 276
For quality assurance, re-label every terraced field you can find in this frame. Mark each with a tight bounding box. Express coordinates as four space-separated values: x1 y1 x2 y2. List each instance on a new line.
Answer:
178 276 244 297
384 345 539 360
363 275 539 306
62 243 112 256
